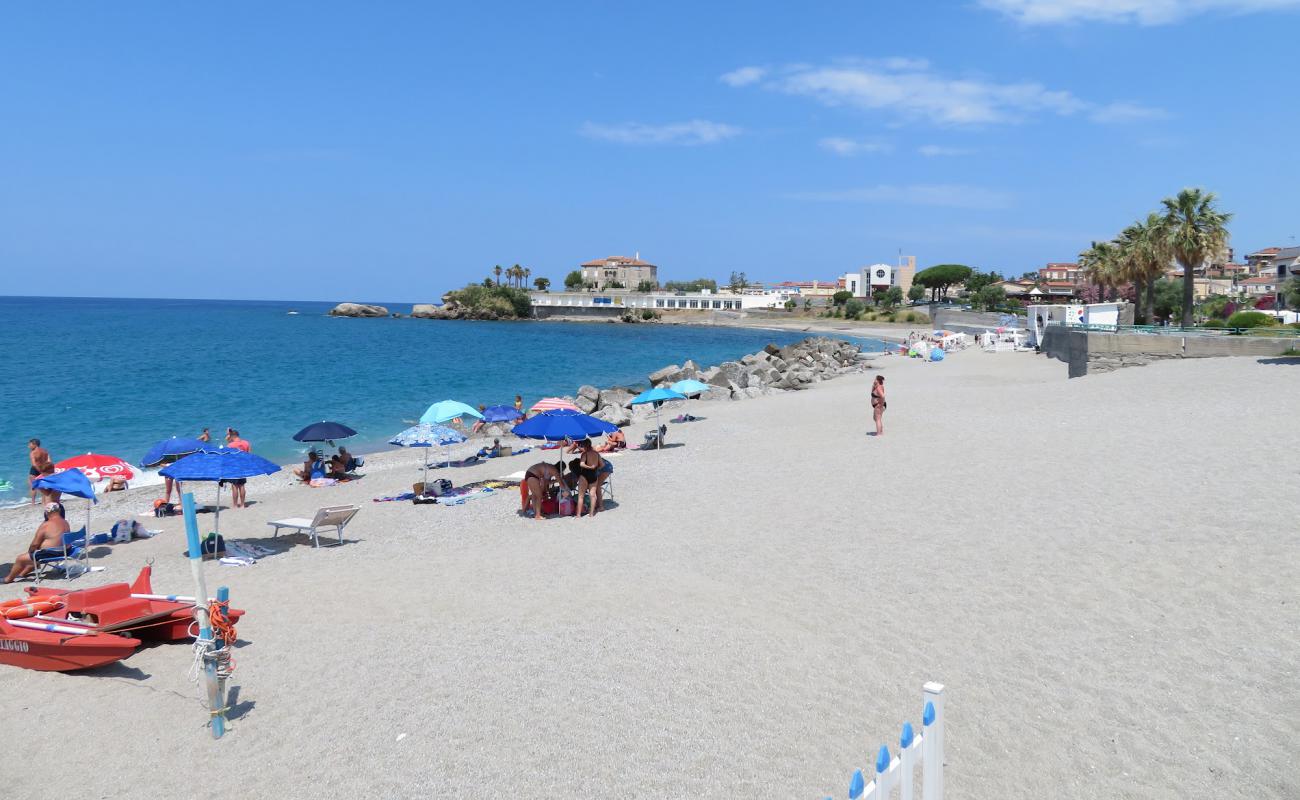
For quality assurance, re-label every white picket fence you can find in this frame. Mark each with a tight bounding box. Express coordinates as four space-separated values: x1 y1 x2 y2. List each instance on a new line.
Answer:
829 682 945 800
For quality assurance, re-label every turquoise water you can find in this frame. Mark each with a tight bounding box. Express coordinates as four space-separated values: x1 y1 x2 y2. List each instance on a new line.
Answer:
0 296 886 502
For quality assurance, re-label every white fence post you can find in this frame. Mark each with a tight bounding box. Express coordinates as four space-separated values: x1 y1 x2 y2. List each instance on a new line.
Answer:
922 682 945 800
899 721 916 800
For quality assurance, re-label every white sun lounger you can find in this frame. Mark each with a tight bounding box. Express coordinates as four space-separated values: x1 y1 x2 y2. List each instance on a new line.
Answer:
267 505 359 548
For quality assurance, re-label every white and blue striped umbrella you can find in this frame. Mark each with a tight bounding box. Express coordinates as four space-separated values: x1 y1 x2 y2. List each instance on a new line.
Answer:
389 424 468 481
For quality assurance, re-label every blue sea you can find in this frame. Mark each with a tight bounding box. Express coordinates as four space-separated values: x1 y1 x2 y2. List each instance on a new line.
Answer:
0 296 887 504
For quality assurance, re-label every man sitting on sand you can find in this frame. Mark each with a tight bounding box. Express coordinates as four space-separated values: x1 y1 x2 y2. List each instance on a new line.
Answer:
294 451 324 483
595 429 626 452
521 460 564 520
4 502 70 583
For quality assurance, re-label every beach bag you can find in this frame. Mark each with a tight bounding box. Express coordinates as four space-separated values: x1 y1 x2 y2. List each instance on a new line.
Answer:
112 519 141 543
429 479 453 497
557 494 575 516
153 500 176 517
201 532 225 555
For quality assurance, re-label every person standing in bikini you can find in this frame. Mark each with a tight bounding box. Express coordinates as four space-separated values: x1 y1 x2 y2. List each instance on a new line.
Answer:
27 439 52 505
870 375 886 437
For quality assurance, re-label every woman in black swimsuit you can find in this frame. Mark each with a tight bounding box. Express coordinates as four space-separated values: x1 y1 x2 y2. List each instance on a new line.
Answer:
574 438 604 518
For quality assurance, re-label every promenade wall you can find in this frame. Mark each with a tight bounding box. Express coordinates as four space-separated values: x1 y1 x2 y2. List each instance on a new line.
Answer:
1040 327 1299 378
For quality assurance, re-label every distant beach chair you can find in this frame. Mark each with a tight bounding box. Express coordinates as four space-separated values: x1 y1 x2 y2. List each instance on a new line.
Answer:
32 527 89 584
267 505 359 548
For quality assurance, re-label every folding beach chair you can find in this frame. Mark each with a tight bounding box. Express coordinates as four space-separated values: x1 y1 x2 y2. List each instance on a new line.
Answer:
32 527 88 585
267 505 359 548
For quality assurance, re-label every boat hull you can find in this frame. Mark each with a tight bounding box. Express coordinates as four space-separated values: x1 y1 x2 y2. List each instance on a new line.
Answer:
0 618 140 672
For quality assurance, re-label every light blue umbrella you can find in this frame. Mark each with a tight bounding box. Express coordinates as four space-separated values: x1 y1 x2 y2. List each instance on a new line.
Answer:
669 379 710 425
419 400 484 426
669 379 710 397
631 387 686 450
390 423 467 479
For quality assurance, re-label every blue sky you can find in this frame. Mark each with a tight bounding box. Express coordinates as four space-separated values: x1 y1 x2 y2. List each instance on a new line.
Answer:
2 1 1298 301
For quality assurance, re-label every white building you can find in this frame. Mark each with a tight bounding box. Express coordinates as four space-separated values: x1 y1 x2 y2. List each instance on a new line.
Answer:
840 256 917 298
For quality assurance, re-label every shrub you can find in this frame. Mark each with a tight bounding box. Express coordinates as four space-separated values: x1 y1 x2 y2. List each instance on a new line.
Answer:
1226 311 1276 329
844 299 865 320
904 311 921 323
640 308 656 321
1200 319 1225 328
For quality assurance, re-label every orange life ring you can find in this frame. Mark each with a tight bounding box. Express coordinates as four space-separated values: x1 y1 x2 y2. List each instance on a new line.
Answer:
2 599 64 620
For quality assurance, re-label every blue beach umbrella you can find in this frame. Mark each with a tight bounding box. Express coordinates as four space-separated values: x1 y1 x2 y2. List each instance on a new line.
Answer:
33 469 98 551
140 436 211 467
481 404 524 424
292 421 357 443
419 400 484 426
631 387 686 450
160 448 281 533
389 423 467 478
669 379 710 397
512 409 617 443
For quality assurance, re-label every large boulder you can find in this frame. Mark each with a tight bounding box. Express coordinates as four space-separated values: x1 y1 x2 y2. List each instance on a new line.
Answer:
698 386 731 401
575 385 600 413
593 404 631 426
718 361 749 389
648 364 681 386
598 387 634 410
329 302 388 318
681 359 700 378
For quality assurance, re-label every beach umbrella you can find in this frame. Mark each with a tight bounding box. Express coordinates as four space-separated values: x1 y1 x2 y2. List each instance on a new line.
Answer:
420 400 484 427
669 379 710 425
389 423 467 479
481 404 524 423
631 387 686 450
512 409 617 443
528 397 580 414
32 469 97 567
669 379 710 397
55 453 135 483
292 421 357 443
160 448 281 534
140 436 210 467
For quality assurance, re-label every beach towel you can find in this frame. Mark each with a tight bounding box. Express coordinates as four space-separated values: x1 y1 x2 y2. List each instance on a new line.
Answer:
373 492 417 503
437 487 496 505
310 477 339 487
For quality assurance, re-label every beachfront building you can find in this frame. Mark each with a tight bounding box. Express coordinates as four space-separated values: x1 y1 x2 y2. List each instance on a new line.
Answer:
1239 275 1276 297
839 256 917 299
530 288 752 313
1271 246 1299 309
1040 263 1083 283
579 255 658 290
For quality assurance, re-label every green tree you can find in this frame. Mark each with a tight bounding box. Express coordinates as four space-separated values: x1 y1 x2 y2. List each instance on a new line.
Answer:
1079 240 1120 302
1283 276 1300 309
972 284 1006 311
533 277 551 292
832 290 853 306
564 270 584 290
635 280 656 293
907 284 925 302
493 264 503 285
1115 214 1172 324
913 264 973 301
844 299 865 319
727 271 749 292
783 299 797 311
964 271 1002 296
1152 278 1182 323
1160 188 1232 327
881 286 904 309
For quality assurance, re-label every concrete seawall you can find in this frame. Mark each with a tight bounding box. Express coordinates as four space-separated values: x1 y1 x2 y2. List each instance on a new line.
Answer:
1041 327 1299 377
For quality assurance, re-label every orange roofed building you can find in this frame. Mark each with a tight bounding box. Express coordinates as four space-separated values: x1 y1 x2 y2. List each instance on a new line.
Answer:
580 255 658 290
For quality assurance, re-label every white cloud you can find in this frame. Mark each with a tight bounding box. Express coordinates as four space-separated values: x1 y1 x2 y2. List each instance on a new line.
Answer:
725 58 1162 126
788 183 1012 210
1089 102 1170 123
819 137 892 156
979 0 1300 25
917 144 974 157
720 66 767 87
579 120 741 146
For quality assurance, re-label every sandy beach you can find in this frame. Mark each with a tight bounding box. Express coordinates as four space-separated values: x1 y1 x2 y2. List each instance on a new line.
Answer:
1 349 1296 799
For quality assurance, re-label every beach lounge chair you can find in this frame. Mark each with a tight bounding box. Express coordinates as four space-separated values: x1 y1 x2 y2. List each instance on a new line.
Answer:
32 527 88 584
267 505 359 548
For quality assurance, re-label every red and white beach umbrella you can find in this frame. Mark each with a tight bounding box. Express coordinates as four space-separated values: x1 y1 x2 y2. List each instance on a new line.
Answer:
55 453 135 482
529 397 580 414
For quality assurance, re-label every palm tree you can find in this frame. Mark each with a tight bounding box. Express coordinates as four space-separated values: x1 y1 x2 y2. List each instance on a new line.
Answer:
1116 214 1171 325
523 267 532 289
1079 240 1120 304
1160 188 1232 327
493 265 503 286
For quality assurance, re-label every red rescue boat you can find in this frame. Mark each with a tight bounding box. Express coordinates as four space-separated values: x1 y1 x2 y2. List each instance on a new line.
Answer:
0 615 141 672
23 565 245 642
